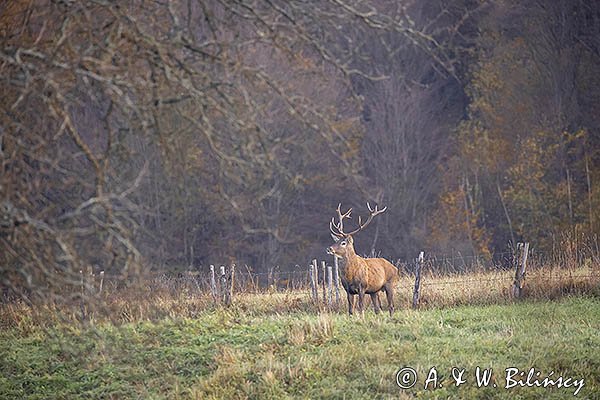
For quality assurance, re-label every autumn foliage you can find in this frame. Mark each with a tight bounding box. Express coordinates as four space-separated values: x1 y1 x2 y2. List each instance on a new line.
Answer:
1 1 599 301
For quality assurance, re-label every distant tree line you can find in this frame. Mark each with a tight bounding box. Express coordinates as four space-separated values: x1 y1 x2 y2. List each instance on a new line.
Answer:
1 0 598 300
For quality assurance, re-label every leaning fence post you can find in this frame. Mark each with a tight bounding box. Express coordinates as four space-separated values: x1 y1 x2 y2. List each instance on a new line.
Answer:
412 251 424 309
333 256 340 305
309 260 317 303
313 259 319 304
512 242 529 298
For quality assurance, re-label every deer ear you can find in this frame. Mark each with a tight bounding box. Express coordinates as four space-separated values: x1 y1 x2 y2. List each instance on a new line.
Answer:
330 233 340 242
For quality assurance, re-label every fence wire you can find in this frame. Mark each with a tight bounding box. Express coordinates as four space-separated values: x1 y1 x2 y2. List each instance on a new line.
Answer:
89 245 599 295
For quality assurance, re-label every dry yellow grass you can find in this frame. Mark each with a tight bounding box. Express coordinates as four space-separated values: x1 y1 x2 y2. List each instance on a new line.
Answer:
1 259 598 330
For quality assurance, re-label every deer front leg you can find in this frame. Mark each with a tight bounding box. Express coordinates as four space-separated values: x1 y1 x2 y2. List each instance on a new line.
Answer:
357 288 366 315
347 291 355 315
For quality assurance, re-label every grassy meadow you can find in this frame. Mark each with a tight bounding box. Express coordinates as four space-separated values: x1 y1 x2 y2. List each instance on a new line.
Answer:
1 265 599 399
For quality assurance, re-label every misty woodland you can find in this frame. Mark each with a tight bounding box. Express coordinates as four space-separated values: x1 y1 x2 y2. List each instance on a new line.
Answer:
1 1 599 299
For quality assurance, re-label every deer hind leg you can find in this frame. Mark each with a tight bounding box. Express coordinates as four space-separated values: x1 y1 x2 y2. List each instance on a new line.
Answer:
347 292 356 315
384 283 395 316
370 292 381 314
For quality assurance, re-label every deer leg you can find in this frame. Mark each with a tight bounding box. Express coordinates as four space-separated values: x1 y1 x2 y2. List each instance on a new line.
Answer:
384 283 394 316
370 293 381 314
357 289 365 315
347 292 355 315
376 292 383 311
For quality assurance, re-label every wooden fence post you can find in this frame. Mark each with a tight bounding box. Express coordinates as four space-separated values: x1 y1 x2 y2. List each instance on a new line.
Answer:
321 261 327 305
79 269 86 321
219 265 235 306
327 264 333 309
333 256 340 305
512 242 529 298
314 260 320 304
220 265 227 304
308 263 312 300
268 267 274 290
210 265 218 304
412 251 424 309
228 264 235 305
98 271 104 294
310 259 318 303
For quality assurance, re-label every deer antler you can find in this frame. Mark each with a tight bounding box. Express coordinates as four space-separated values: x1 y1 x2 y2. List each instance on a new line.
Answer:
330 202 387 237
330 203 352 238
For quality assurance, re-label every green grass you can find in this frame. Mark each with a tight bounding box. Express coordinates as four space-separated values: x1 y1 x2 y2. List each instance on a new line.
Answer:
1 296 599 399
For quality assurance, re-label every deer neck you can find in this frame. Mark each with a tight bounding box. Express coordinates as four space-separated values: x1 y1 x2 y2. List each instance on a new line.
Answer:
342 247 365 273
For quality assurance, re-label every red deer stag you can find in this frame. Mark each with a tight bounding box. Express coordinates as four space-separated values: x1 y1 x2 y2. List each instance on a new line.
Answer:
326 203 398 316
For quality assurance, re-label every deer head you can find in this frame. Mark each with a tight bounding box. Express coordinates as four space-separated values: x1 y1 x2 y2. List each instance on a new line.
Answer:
326 202 387 259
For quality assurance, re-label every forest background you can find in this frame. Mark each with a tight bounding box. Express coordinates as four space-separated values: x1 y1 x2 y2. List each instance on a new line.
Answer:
2 0 599 298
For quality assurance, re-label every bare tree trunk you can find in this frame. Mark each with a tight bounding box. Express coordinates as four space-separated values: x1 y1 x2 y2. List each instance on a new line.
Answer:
566 167 573 226
370 220 380 257
585 154 593 233
462 175 475 254
497 179 516 247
